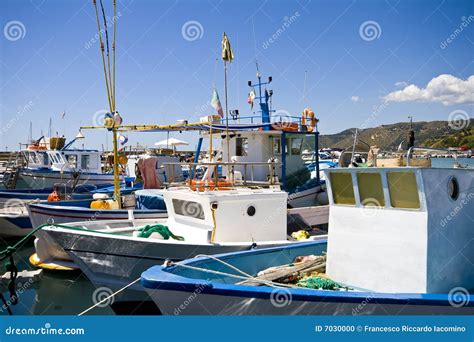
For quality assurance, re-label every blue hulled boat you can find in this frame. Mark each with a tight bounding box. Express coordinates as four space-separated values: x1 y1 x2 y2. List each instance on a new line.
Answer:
141 162 474 315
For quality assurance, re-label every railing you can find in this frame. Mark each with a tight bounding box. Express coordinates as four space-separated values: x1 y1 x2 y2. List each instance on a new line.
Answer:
162 161 281 189
407 147 458 167
213 114 304 126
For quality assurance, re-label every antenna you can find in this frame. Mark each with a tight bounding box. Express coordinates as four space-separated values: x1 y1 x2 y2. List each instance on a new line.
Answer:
301 70 308 105
28 121 32 143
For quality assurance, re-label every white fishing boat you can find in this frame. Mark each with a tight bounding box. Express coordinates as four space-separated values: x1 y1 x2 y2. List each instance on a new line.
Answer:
141 150 474 315
38 162 327 309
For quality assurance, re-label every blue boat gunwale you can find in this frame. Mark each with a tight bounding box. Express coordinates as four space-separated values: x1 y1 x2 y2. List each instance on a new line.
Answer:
28 202 167 215
141 240 474 307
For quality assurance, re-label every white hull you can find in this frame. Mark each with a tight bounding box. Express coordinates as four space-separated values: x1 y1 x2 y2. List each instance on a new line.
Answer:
288 185 327 207
17 170 117 189
147 288 474 315
41 227 322 303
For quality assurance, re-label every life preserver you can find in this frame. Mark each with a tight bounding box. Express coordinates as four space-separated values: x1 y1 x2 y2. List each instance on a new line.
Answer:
301 108 318 132
189 179 233 191
28 144 47 150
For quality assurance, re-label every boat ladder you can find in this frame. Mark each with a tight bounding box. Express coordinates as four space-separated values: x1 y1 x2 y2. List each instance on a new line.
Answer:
2 152 24 189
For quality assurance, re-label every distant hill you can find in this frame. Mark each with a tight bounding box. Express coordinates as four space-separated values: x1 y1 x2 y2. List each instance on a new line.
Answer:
318 120 474 151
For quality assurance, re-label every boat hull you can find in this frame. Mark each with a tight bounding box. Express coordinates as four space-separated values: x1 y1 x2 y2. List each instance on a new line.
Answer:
28 203 166 227
146 288 474 315
141 240 474 315
16 169 117 190
0 215 32 237
40 226 306 304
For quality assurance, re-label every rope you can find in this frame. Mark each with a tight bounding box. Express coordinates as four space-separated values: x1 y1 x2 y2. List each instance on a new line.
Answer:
168 260 296 289
136 224 184 241
78 277 140 316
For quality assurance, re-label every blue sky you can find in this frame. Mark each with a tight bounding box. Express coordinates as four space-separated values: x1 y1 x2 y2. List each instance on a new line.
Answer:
0 0 473 150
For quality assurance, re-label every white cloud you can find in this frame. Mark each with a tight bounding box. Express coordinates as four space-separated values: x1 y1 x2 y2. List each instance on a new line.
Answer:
384 74 474 105
394 81 408 88
351 96 360 102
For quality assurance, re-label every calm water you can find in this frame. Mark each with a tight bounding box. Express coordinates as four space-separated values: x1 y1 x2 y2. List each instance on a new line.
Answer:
1 158 473 316
0 239 114 316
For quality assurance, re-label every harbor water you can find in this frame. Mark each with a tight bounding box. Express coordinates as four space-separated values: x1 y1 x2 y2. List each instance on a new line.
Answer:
1 158 473 316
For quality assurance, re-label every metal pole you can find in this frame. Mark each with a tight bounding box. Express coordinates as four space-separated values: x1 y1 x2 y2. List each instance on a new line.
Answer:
224 60 230 178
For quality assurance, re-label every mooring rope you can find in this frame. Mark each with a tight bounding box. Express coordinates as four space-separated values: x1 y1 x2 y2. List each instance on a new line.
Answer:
78 277 141 316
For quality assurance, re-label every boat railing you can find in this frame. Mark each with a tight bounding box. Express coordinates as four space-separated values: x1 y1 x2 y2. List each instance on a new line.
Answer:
215 114 305 126
162 161 281 189
407 147 458 166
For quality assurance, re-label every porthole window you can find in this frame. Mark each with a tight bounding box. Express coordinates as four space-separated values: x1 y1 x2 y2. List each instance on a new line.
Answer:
448 177 459 201
247 205 256 216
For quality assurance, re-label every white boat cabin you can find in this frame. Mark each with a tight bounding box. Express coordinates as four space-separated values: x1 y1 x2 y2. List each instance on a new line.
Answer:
219 130 317 194
324 167 474 294
21 148 102 174
160 187 288 244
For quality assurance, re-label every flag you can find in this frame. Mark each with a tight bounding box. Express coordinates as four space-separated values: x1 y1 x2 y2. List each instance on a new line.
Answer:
221 32 234 63
247 88 256 109
118 134 128 146
211 88 224 118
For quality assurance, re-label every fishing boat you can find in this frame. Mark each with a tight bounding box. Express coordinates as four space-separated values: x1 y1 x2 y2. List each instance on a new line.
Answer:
1 135 121 190
25 151 181 227
0 181 142 238
37 162 327 309
141 153 474 315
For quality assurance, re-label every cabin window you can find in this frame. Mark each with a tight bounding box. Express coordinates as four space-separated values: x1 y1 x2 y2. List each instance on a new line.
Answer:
330 172 356 205
172 199 205 220
38 152 49 165
26 151 38 164
65 154 77 169
272 137 281 155
387 172 420 209
235 137 248 157
81 155 91 170
290 138 303 155
357 172 385 207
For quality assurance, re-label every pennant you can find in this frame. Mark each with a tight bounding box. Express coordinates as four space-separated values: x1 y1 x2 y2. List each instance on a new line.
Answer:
118 134 128 146
221 32 234 63
247 88 256 109
211 88 224 118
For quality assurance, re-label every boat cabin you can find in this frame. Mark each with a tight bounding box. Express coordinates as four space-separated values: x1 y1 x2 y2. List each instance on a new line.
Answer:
162 187 288 243
21 148 103 174
324 167 474 294
220 130 317 194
